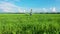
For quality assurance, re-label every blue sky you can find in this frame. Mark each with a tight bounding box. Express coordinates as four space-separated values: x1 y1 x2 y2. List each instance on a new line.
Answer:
7 0 56 8
0 0 60 13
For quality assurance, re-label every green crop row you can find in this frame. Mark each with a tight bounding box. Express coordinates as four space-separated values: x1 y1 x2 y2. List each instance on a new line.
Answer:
0 14 60 34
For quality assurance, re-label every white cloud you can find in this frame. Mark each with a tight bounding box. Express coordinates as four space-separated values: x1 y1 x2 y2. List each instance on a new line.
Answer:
52 7 56 12
0 1 57 13
49 7 56 12
42 8 48 12
31 8 42 13
0 2 24 13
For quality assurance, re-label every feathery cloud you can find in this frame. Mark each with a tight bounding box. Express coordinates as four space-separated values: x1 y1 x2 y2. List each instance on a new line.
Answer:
0 2 24 13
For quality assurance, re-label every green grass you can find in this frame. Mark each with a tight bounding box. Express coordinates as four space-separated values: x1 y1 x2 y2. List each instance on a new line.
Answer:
0 14 60 34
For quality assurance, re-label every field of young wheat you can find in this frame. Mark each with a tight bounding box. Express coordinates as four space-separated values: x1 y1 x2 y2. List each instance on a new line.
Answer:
0 14 60 34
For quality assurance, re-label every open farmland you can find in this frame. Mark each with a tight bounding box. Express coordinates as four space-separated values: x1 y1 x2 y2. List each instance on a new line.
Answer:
0 14 60 34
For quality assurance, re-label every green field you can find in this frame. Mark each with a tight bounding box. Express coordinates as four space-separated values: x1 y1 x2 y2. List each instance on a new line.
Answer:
0 14 60 34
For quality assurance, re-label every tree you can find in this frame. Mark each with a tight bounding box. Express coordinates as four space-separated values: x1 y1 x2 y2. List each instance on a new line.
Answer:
30 9 32 16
